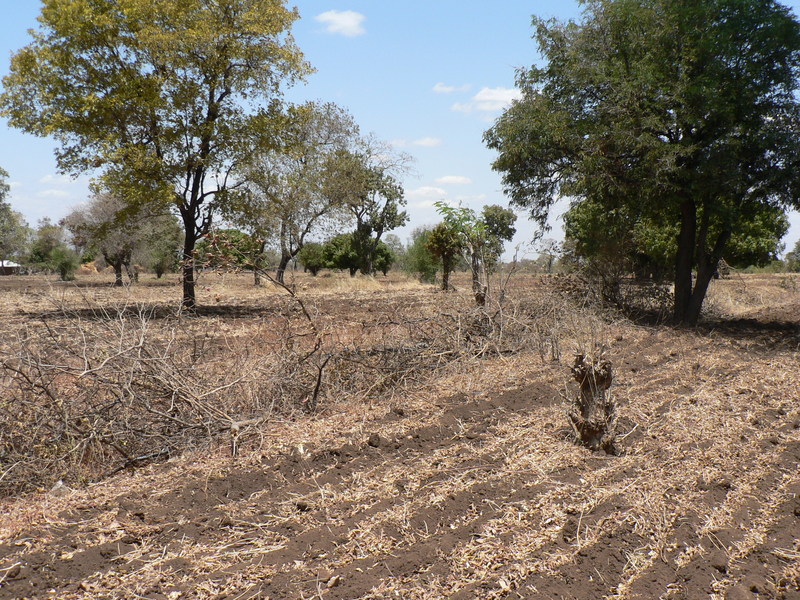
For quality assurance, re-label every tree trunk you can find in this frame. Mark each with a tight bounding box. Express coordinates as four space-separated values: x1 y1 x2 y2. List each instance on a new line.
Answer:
276 253 291 285
124 261 138 284
181 232 197 310
470 249 487 306
441 258 451 291
683 229 732 326
254 269 262 287
673 199 696 324
112 262 124 287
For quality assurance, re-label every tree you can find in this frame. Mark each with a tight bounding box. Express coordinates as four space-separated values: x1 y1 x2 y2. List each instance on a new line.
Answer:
65 192 181 285
536 238 562 275
1 0 309 308
322 233 360 276
0 167 30 264
324 140 410 275
232 101 358 285
405 227 439 284
426 223 462 290
564 197 789 288
786 239 800 273
485 0 800 325
434 202 517 304
29 218 78 281
297 242 326 276
372 241 396 276
140 217 183 278
196 228 265 273
481 204 517 271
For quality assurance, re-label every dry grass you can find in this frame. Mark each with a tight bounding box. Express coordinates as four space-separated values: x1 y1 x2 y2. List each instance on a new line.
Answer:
0 271 798 599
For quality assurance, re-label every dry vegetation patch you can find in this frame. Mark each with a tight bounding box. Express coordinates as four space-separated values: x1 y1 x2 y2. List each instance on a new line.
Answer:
0 271 798 599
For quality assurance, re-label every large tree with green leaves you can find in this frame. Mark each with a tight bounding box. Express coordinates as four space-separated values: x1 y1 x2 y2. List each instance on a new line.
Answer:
1 0 309 308
230 101 358 285
485 0 800 325
323 140 410 276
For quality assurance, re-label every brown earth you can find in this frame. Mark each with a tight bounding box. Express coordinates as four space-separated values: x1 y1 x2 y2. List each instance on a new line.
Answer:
0 271 799 599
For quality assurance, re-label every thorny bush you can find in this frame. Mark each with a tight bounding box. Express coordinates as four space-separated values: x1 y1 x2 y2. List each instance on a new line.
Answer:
0 284 542 497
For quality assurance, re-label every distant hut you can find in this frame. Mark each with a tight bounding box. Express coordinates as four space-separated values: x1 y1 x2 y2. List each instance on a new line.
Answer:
0 260 22 276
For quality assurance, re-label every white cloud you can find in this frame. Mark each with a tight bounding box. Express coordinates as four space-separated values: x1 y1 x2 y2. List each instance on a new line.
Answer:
38 174 73 185
391 137 442 148
406 186 446 200
435 175 472 185
412 137 442 148
451 86 521 114
433 82 471 94
37 189 72 199
315 10 366 37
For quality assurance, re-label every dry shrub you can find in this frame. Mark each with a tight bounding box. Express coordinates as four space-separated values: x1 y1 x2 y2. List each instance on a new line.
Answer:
0 272 612 497
568 353 617 453
0 302 326 495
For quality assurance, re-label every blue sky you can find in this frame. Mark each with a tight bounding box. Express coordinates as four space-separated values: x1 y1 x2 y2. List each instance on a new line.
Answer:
1 1 799 258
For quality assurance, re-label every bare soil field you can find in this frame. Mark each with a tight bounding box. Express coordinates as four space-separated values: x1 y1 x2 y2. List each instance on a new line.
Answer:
0 270 798 599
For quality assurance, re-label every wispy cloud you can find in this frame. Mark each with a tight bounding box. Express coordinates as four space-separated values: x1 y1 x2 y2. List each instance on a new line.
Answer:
435 175 472 185
315 10 366 37
37 189 72 199
405 186 447 207
391 137 443 148
451 86 521 114
406 186 446 199
38 174 73 185
412 137 442 148
433 82 471 94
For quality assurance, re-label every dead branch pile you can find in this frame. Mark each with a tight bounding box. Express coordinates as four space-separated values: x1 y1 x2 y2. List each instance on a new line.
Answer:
0 305 322 495
0 287 547 496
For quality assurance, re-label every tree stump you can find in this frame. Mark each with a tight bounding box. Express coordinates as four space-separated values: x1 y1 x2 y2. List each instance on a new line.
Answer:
569 353 616 453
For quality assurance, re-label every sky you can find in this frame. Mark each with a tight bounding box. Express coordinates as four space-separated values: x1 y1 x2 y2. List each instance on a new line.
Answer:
1 1 799 260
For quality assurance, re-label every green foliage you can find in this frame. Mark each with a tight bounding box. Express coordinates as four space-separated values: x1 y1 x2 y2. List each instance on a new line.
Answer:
485 0 800 324
0 168 30 262
481 204 517 270
320 233 394 277
723 207 789 269
64 192 182 284
1 0 310 307
29 218 78 280
786 239 800 273
564 199 789 280
405 227 439 284
231 101 359 284
50 246 80 281
433 201 517 300
297 242 326 276
196 229 265 271
322 233 360 276
372 241 395 276
426 223 461 289
324 142 409 275
141 217 183 278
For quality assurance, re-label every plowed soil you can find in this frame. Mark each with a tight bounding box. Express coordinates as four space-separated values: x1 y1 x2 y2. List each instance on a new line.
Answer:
0 272 799 599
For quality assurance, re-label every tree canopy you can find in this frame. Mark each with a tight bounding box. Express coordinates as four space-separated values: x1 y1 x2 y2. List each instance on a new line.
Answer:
323 139 410 276
230 101 359 284
1 0 309 308
0 167 30 264
485 0 800 324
